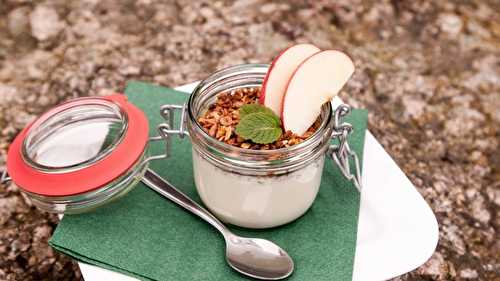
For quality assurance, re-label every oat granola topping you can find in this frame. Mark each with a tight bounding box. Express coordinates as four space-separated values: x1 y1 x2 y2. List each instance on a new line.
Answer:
198 87 320 150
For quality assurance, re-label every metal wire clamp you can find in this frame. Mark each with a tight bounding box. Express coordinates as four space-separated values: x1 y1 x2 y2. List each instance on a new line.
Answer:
328 104 363 192
1 169 10 185
145 103 189 162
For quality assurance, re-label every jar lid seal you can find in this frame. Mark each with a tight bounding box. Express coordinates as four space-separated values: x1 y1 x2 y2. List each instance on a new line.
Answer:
7 94 149 196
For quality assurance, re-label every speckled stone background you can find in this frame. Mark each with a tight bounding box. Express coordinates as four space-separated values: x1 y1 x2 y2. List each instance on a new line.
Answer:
0 1 498 280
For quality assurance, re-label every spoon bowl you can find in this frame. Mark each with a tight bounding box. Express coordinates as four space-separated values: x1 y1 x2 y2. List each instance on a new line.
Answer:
226 236 294 280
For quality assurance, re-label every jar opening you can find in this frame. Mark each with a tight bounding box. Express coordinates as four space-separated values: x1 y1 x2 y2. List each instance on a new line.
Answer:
187 64 334 174
22 98 128 173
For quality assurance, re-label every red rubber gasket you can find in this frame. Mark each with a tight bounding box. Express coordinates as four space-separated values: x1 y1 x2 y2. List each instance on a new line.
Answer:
6 94 149 196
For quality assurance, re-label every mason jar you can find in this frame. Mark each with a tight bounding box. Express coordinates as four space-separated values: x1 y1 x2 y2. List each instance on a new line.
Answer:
5 95 167 214
185 64 335 228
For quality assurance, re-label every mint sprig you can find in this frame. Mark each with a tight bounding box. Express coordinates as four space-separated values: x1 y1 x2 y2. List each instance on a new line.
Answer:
236 104 282 144
239 104 279 122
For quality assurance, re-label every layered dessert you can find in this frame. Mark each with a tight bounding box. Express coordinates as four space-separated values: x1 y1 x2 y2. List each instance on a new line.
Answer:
191 44 355 228
197 87 320 150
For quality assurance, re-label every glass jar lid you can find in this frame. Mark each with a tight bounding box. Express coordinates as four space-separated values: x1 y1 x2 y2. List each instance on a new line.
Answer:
7 94 149 196
22 98 128 173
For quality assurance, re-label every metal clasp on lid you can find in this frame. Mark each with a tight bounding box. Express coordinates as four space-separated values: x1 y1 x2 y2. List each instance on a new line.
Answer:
1 169 10 184
327 104 363 191
143 103 189 163
159 103 189 140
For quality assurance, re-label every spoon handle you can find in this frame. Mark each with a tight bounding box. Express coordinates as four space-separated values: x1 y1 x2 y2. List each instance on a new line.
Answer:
142 169 229 236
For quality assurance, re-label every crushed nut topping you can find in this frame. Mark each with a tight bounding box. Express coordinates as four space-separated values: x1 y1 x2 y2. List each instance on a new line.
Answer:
198 87 320 150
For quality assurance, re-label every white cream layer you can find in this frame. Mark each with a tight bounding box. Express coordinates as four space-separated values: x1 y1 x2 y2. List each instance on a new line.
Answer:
192 148 323 228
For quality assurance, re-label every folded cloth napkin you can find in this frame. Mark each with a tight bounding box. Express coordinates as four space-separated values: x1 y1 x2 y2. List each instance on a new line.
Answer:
50 81 369 281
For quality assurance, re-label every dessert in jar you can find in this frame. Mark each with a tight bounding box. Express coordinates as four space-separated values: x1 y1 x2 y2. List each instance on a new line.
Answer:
185 44 355 228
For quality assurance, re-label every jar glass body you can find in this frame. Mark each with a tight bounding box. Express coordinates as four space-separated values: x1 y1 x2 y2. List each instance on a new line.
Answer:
12 96 150 214
187 64 334 228
27 149 149 214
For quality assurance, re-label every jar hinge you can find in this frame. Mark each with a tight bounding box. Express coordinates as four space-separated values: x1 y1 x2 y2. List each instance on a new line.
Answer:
1 169 10 184
327 104 362 192
144 103 189 163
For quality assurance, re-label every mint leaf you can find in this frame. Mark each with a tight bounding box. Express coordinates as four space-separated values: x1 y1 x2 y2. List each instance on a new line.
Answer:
239 104 280 124
236 112 282 144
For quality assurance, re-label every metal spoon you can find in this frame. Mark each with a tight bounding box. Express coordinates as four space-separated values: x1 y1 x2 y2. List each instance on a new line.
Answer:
142 169 294 280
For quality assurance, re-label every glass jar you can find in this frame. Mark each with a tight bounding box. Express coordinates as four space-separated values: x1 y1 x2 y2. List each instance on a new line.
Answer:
6 95 166 214
185 64 335 228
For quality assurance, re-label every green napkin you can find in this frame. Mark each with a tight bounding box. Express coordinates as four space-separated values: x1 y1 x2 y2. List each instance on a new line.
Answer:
50 81 368 281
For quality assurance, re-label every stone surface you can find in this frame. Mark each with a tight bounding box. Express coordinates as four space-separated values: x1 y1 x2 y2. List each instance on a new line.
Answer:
0 1 499 280
29 5 64 41
7 7 31 37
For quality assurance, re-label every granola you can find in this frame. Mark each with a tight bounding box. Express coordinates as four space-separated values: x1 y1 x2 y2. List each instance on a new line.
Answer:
198 87 320 150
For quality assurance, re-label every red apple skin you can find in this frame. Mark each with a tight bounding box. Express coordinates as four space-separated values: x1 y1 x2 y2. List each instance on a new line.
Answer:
259 46 292 105
259 44 321 112
279 52 318 128
280 50 355 133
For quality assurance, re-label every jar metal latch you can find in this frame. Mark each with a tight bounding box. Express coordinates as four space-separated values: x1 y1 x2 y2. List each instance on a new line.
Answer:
149 103 189 159
327 104 363 191
1 169 10 184
131 104 189 164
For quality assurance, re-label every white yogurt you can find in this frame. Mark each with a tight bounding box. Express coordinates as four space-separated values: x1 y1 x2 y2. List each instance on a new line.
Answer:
192 148 324 228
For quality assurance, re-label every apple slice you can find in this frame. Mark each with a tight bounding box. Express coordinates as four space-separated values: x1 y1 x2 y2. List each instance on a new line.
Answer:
260 44 321 115
281 50 355 135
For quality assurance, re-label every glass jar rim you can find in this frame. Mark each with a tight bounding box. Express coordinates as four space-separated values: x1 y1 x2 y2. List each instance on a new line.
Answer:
21 97 128 173
6 94 150 196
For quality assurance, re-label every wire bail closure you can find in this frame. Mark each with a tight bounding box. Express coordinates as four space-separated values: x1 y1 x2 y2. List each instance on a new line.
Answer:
327 104 363 191
1 169 10 184
144 103 189 163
